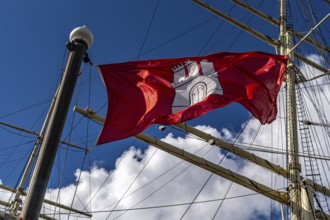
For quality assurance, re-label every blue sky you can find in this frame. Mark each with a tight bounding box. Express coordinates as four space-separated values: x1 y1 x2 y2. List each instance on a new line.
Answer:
0 0 329 219
0 0 264 186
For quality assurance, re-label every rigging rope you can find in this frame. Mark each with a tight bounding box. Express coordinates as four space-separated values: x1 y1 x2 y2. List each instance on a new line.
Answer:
74 146 132 220
110 139 233 220
48 187 286 216
296 69 330 213
66 154 88 220
97 134 214 218
105 148 159 220
0 99 51 120
87 62 93 218
52 72 82 217
179 151 229 219
136 0 160 60
212 182 233 220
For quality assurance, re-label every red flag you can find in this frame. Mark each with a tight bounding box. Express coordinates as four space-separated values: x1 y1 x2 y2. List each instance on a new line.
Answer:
97 51 287 144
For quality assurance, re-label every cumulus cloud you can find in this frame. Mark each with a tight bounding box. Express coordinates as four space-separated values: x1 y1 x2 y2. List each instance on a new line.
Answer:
0 180 12 213
38 125 286 220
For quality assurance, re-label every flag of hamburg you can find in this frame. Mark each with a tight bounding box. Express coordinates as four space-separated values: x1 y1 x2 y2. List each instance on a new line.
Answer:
97 51 287 144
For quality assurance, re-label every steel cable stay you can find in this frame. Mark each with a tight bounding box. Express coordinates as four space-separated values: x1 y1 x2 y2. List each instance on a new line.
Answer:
276 87 288 210
179 151 229 220
98 155 188 214
87 63 93 219
104 148 159 220
0 46 68 122
110 163 200 219
0 140 37 153
95 140 217 219
270 123 276 220
65 154 88 220
0 99 51 120
212 181 233 220
41 187 287 216
136 0 160 60
197 20 224 56
136 12 229 60
197 4 238 55
73 145 133 220
226 1 265 53
0 141 34 157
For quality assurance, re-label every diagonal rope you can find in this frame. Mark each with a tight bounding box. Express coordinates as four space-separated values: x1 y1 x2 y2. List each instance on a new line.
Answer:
66 153 88 220
110 142 217 220
212 181 233 220
136 0 160 60
75 148 131 220
179 151 229 219
105 148 159 220
52 63 85 219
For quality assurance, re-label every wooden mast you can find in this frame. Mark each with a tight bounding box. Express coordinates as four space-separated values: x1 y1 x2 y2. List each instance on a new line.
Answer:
278 0 302 219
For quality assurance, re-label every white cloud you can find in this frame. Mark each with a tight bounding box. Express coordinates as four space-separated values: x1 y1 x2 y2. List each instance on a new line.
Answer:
38 125 285 220
0 180 12 213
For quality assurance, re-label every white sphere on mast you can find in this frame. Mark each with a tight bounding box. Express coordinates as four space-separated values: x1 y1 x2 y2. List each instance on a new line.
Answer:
69 25 94 49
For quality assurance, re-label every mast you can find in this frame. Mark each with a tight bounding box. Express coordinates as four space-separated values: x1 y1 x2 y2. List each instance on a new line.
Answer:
279 0 303 219
20 26 93 220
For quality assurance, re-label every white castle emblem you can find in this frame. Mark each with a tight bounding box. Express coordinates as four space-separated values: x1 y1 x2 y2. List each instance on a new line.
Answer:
171 60 223 113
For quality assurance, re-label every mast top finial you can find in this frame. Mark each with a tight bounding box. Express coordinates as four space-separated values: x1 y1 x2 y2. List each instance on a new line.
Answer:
69 25 94 49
